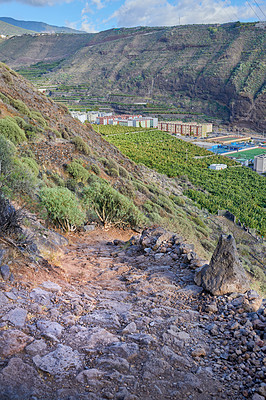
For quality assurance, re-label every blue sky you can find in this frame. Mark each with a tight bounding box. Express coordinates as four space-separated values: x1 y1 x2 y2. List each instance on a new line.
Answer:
0 0 265 32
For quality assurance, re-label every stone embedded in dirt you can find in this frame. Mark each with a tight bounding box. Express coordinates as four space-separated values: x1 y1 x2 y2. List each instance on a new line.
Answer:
3 307 27 328
191 346 207 357
36 320 64 340
33 344 83 376
0 264 11 281
108 342 140 361
83 224 96 232
205 302 218 313
0 329 33 357
194 234 250 295
77 327 120 349
76 368 104 384
139 227 174 250
178 285 203 296
80 310 121 329
0 291 9 307
245 290 263 312
26 339 47 356
0 357 47 399
40 281 62 293
122 321 137 334
30 287 53 306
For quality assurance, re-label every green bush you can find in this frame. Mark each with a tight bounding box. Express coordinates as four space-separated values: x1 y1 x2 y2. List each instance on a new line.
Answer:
90 164 101 175
0 92 10 105
30 110 47 127
72 136 90 155
82 182 146 229
67 160 89 183
0 135 16 175
107 167 119 177
4 158 38 197
118 166 129 178
40 187 86 231
21 157 39 177
9 98 31 117
0 117 26 144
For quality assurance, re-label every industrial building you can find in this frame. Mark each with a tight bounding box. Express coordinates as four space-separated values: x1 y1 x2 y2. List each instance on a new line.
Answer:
158 121 213 137
96 114 158 128
254 154 266 173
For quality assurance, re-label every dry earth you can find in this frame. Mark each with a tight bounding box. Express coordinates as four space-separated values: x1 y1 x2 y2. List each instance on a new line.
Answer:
0 227 265 400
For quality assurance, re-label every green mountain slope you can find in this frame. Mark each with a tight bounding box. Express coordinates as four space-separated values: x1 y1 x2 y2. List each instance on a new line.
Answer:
0 23 264 131
0 20 35 36
0 61 265 291
0 17 84 34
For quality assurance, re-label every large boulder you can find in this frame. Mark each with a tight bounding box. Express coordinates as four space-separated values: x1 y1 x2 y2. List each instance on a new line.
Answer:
194 234 250 295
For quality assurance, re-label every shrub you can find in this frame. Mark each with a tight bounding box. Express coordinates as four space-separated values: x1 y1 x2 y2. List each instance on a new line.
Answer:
82 182 146 229
0 135 16 175
90 164 101 175
107 167 119 177
0 117 26 144
21 157 39 177
169 194 185 207
3 158 38 197
40 187 86 231
72 136 90 155
118 166 129 178
66 160 89 183
9 98 31 117
0 92 10 104
30 110 47 127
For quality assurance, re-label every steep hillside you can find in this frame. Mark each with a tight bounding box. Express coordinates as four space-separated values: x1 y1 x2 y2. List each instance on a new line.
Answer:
0 20 35 36
0 17 84 34
0 62 265 291
0 23 265 130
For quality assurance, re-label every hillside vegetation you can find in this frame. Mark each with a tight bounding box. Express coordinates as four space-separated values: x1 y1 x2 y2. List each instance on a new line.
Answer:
0 20 34 36
0 22 265 130
0 62 265 292
103 128 266 236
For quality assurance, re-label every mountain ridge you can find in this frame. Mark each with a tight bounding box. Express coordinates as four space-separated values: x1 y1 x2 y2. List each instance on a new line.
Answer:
0 23 265 131
0 17 85 34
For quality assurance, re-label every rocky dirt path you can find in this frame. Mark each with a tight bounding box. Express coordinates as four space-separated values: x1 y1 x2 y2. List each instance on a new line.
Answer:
0 228 265 400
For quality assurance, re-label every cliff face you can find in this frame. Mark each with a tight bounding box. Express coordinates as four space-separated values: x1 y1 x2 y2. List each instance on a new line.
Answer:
0 23 265 130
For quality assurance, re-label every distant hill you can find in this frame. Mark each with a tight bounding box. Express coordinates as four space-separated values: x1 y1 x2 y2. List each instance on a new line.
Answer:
0 20 35 36
0 22 265 131
0 17 85 34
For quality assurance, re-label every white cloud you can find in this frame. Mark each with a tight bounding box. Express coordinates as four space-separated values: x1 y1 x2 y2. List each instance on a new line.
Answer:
91 0 104 9
82 1 93 15
107 0 255 27
81 15 98 32
0 0 71 5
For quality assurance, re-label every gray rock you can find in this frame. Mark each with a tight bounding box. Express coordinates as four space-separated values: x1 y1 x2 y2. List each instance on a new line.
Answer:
83 224 96 232
108 342 139 360
33 344 83 376
0 291 9 307
80 310 121 329
0 357 47 399
0 329 33 357
26 339 47 356
178 285 203 296
3 307 27 328
40 281 62 292
37 320 64 340
122 322 137 334
76 368 104 383
194 234 250 295
0 264 11 281
30 287 52 306
74 327 120 349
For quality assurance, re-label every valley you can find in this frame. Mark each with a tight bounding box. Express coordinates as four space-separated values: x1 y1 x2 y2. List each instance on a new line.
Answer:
0 22 265 131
